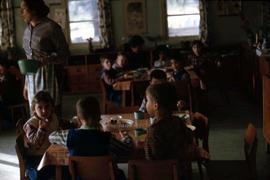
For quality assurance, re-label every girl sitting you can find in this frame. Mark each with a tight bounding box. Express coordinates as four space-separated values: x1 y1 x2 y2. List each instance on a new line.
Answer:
23 91 59 180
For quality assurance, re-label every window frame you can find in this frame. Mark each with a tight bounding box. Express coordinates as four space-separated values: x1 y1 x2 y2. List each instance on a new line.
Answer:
66 0 101 52
161 0 200 42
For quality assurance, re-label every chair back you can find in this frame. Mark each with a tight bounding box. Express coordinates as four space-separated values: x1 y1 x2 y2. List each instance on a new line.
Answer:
100 79 107 113
128 159 179 180
171 80 193 112
69 156 116 180
244 123 257 180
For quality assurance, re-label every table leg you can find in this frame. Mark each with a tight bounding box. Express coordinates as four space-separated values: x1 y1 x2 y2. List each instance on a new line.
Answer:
122 91 126 107
55 166 62 180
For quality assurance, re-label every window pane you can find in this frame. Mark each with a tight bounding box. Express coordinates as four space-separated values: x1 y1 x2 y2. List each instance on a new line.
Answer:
70 21 100 43
167 15 200 37
166 0 199 15
68 0 99 21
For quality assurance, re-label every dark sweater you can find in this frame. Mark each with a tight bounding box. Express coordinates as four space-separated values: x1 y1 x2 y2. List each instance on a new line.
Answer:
67 128 111 156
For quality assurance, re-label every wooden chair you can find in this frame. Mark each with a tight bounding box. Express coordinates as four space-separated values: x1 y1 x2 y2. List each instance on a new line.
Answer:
69 156 116 180
100 80 121 114
206 123 257 180
15 119 28 180
128 159 179 180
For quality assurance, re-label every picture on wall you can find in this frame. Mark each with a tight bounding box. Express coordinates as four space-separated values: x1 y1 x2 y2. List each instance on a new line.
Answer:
217 0 241 16
124 0 147 35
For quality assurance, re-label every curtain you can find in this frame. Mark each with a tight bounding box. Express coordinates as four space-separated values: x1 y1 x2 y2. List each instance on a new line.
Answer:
199 0 208 45
0 0 15 51
97 0 114 48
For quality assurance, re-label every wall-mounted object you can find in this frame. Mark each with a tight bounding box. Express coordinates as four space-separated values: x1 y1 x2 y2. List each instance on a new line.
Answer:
217 0 241 16
124 0 147 35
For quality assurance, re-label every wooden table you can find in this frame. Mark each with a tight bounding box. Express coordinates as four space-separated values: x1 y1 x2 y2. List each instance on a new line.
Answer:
113 77 149 106
37 113 150 180
38 112 192 180
259 55 270 148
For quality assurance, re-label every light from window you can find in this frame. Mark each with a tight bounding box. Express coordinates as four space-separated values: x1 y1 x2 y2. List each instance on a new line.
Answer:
166 0 200 37
68 0 100 43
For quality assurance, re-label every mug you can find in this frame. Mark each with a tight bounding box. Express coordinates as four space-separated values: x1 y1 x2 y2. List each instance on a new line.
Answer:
134 111 144 120
134 128 146 137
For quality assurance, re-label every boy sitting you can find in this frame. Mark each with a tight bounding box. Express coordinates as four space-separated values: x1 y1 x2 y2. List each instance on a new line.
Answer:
144 83 209 179
169 55 190 82
100 55 123 106
49 96 133 157
139 69 167 113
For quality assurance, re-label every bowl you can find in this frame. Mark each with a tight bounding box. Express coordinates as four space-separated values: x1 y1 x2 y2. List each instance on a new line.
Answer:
18 59 40 75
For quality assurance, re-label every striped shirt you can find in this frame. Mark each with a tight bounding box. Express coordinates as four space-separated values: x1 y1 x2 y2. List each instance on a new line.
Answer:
22 18 69 107
23 114 59 156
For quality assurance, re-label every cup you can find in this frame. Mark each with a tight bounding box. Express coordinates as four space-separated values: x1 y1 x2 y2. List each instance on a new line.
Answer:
134 128 146 137
149 117 155 125
134 111 144 120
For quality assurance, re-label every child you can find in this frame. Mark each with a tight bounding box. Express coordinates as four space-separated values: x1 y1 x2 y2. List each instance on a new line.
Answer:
188 40 208 77
139 69 167 113
144 83 209 179
169 55 190 82
153 45 170 68
23 91 59 180
100 55 122 105
126 35 148 69
49 96 133 179
112 52 128 76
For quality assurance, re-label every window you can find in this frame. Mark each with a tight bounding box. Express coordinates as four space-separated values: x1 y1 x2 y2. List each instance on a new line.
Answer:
68 0 100 44
165 0 200 38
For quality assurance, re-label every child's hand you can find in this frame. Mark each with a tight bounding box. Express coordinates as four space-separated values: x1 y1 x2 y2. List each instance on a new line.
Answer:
39 119 49 130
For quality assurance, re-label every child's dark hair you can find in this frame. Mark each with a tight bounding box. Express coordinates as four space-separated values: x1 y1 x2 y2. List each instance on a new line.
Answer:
128 35 145 48
31 91 54 113
150 69 167 81
146 83 177 113
100 55 111 64
117 51 127 57
171 56 185 65
156 45 169 55
171 53 185 64
76 96 100 127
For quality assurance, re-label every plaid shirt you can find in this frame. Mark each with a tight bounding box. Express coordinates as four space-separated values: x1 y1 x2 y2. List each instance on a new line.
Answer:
144 116 194 161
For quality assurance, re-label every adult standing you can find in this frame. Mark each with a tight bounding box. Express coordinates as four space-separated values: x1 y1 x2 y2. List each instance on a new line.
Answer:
20 0 69 115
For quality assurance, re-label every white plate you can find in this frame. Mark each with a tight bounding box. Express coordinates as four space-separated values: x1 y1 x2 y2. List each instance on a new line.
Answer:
100 118 134 131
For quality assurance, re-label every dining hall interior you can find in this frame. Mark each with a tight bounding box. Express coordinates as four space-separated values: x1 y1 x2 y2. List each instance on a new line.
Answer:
1 0 270 179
